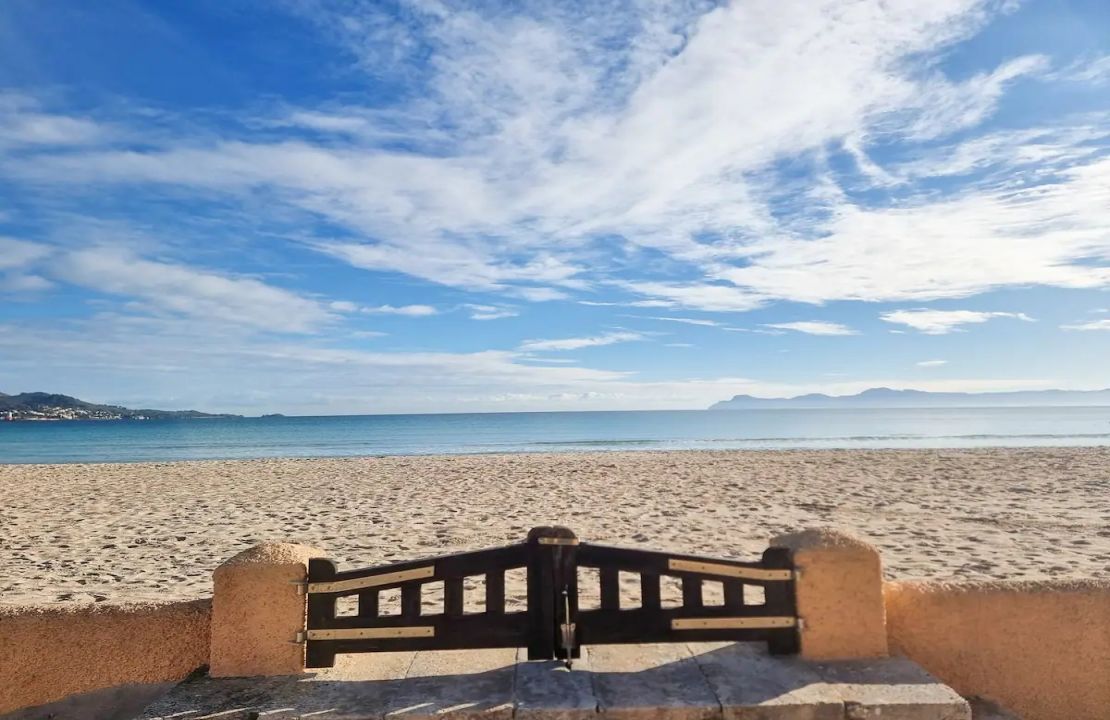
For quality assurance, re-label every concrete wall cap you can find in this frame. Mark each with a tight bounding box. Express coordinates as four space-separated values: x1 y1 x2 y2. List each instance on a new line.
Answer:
0 598 211 621
771 527 876 553
886 577 1110 595
215 542 325 570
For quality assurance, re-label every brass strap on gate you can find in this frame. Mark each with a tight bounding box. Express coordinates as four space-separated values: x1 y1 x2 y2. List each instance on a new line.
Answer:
671 616 797 630
306 626 436 640
307 565 435 594
667 558 792 581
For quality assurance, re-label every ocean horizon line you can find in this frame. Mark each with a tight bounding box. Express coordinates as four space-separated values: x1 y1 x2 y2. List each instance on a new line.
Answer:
3 406 1109 464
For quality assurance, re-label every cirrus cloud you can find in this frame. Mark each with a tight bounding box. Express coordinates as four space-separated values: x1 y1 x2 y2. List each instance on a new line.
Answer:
518 330 646 352
763 321 858 336
881 309 1035 334
1061 319 1110 332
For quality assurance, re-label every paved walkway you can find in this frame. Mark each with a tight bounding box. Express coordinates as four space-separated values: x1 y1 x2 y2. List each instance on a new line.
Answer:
141 642 974 720
140 643 981 718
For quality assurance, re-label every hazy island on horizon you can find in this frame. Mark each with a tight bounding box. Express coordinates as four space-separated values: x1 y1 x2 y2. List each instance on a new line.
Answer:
0 391 240 422
711 387 1110 410
6 386 1110 423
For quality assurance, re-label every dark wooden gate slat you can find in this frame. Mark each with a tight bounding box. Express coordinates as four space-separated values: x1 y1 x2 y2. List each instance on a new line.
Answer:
724 580 744 609
760 546 800 655
306 557 339 669
682 577 703 609
486 569 505 615
599 567 620 610
306 528 798 668
445 577 464 617
640 573 661 609
358 590 379 617
401 584 421 619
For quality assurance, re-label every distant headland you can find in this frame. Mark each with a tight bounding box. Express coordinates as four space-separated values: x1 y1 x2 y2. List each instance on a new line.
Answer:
710 387 1110 410
0 391 240 421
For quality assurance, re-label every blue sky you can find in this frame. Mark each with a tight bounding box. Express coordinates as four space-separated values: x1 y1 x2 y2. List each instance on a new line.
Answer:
1 0 1108 414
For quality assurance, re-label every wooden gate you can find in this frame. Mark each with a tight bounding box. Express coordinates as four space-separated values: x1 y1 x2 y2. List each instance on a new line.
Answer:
302 526 798 668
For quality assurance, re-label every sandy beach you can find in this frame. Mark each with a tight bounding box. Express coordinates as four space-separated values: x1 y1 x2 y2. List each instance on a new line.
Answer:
1 448 1108 606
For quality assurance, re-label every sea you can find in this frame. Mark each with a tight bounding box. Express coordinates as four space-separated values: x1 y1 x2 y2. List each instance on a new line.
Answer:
1 407 1109 464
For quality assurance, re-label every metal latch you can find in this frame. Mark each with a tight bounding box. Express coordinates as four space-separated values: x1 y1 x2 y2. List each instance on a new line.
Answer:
559 588 577 669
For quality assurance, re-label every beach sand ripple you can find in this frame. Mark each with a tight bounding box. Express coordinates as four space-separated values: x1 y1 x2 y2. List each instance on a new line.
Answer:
1 449 1107 605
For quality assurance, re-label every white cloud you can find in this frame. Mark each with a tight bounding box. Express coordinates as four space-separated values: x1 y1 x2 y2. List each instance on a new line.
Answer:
361 304 439 316
1058 55 1110 86
1061 319 1110 332
518 331 645 352
1 2 1107 416
763 321 858 336
0 313 1068 413
895 124 1105 179
578 299 674 308
916 359 949 367
0 237 52 270
0 93 106 148
11 0 1089 312
465 304 519 320
881 309 1035 334
899 55 1048 140
641 316 721 327
49 246 336 333
712 155 1110 306
622 282 764 312
320 241 582 294
506 286 570 302
1 273 53 293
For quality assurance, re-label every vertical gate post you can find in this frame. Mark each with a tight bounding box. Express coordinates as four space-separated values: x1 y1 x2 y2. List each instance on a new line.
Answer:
526 526 579 661
771 528 888 660
210 542 324 677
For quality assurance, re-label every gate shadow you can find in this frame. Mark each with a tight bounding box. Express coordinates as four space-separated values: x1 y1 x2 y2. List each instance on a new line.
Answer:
142 642 944 720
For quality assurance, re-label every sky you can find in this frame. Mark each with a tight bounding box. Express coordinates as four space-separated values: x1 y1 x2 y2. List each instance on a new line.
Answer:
1 0 1108 415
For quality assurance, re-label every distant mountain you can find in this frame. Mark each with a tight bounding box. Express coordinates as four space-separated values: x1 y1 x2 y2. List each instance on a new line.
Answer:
710 387 1110 410
0 391 240 421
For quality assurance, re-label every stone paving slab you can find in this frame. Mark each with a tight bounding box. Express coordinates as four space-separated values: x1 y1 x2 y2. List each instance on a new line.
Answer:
514 648 596 720
381 648 518 720
816 657 970 720
690 642 842 720
138 644 972 720
588 643 720 720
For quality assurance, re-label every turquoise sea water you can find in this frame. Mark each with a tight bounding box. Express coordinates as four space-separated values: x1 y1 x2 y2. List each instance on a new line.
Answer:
2 407 1110 464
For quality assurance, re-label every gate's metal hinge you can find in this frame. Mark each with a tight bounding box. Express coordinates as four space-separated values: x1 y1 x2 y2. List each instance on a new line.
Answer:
793 568 803 581
291 630 306 644
796 618 806 631
290 580 307 595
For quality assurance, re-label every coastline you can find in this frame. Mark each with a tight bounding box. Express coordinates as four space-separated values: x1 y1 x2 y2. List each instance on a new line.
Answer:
2 447 1107 606
3 405 1110 465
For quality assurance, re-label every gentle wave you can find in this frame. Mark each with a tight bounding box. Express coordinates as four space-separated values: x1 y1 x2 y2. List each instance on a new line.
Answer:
528 432 1110 446
532 439 657 446
3 408 1110 463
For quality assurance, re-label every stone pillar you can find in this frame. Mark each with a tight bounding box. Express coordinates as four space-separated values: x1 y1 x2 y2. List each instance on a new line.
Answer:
209 542 324 678
771 528 888 660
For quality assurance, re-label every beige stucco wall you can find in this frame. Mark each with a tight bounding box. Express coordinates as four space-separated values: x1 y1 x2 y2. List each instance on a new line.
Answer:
0 599 211 715
773 528 888 659
885 578 1110 720
210 541 322 677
